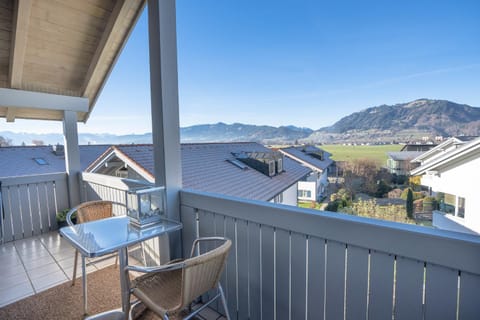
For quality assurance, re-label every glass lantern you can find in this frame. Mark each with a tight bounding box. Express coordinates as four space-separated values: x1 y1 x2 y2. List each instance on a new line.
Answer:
126 186 165 227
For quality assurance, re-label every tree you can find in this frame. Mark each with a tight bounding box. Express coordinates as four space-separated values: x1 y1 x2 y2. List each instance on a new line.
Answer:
0 136 12 147
32 139 44 146
406 188 414 219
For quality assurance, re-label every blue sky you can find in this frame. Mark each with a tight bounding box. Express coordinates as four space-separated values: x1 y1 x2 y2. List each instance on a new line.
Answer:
5 0 480 134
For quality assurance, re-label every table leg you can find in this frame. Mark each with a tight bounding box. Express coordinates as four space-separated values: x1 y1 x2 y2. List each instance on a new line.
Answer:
119 248 130 319
82 255 88 315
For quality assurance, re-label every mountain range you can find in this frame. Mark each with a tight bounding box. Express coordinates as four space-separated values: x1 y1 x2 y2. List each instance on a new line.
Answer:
1 99 479 146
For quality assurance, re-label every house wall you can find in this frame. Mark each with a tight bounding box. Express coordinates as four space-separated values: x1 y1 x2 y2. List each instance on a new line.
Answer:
274 183 298 206
422 156 480 234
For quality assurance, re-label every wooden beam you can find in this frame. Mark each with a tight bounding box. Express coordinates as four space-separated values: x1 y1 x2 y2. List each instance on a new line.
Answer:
6 107 16 122
9 0 32 88
0 88 89 112
81 0 133 97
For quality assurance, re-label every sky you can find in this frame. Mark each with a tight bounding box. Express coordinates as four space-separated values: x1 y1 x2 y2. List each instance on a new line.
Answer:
3 0 480 134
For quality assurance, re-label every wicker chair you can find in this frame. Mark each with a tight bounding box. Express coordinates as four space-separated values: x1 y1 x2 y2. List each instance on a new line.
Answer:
66 200 121 286
126 237 232 320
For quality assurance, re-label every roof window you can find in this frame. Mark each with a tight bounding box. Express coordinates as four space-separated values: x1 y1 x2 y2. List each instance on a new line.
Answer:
233 151 284 177
33 157 48 165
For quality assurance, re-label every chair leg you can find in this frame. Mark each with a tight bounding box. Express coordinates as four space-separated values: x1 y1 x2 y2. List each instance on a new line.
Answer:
82 255 88 315
114 254 118 268
72 249 79 286
219 284 231 320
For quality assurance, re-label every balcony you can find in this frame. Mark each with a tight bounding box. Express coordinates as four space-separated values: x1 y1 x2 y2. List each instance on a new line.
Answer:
1 172 479 319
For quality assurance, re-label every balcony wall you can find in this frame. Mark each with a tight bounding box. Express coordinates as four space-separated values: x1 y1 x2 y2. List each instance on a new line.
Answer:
3 173 480 319
0 173 69 243
180 189 480 320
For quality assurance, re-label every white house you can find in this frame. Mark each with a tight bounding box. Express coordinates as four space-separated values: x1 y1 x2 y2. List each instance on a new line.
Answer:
86 143 311 206
279 145 333 202
410 136 480 235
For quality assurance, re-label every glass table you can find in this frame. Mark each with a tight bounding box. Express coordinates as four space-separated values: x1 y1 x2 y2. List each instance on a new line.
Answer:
60 216 182 319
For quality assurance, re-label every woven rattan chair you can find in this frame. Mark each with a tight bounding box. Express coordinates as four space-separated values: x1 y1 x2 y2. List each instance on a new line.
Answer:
126 237 232 320
66 200 120 286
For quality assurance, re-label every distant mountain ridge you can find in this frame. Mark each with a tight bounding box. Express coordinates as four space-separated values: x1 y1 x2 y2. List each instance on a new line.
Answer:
0 123 313 146
1 99 478 145
306 99 480 143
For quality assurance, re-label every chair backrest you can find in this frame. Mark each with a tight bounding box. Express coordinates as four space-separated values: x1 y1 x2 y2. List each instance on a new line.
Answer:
76 200 113 224
181 239 232 308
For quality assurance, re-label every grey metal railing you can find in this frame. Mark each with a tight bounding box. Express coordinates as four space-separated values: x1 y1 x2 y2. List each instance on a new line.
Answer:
0 173 68 243
180 189 480 320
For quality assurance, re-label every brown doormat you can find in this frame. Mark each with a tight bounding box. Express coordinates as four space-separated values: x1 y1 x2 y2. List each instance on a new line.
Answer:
0 265 159 320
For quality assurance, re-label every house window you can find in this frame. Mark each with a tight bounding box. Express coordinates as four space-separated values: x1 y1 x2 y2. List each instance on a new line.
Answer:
33 158 48 165
457 197 465 218
268 160 275 177
274 193 283 203
298 190 312 198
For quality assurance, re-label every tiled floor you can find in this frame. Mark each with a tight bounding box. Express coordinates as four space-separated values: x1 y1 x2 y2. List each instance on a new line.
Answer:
0 232 115 307
0 232 227 320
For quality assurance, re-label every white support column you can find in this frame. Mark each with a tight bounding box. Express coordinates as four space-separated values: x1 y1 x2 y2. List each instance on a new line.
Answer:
148 0 182 260
63 111 81 207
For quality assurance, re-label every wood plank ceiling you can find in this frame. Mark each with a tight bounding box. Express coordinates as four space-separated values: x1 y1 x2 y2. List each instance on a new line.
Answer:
0 0 145 122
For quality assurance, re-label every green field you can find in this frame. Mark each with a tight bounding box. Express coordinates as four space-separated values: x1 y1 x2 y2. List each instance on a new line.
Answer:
321 144 403 164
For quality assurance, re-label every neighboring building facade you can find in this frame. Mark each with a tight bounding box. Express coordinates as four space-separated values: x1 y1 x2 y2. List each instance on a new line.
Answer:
410 137 480 235
400 144 437 152
386 151 424 176
279 145 333 202
87 143 311 206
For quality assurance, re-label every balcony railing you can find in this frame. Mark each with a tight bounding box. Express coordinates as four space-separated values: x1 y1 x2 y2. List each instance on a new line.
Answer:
0 173 68 243
1 173 479 319
180 189 480 320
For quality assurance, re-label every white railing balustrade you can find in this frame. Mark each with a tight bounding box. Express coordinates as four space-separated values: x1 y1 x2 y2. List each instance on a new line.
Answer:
0 173 68 243
180 189 480 320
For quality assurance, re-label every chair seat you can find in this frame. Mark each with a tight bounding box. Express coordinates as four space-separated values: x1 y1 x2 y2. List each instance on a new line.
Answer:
132 268 183 316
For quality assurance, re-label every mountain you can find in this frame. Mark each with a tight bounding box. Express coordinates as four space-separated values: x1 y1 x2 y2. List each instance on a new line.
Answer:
305 99 480 143
181 122 313 144
2 99 478 146
0 123 313 146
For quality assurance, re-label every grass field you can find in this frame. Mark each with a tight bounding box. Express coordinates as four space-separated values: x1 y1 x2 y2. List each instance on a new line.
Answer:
321 144 403 164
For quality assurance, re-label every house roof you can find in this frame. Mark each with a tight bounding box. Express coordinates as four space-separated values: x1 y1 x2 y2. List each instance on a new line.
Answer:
387 151 424 161
411 137 480 176
279 145 333 172
87 143 312 201
400 144 437 152
411 136 479 164
0 0 145 122
0 145 110 178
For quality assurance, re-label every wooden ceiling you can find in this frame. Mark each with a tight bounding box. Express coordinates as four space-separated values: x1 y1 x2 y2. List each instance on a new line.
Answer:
0 0 145 122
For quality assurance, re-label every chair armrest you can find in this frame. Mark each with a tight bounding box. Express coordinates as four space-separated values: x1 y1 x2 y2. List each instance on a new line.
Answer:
190 237 230 258
66 207 78 226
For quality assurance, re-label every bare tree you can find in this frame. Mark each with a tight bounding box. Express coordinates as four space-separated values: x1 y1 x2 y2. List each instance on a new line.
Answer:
32 139 45 146
0 136 12 147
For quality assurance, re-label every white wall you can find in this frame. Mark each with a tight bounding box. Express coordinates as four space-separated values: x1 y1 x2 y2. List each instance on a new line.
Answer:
422 156 480 234
281 183 299 206
298 181 316 201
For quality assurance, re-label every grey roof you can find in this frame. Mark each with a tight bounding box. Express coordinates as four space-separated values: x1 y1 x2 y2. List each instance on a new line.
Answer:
108 143 312 201
0 145 110 178
280 146 333 171
455 136 478 142
387 151 424 161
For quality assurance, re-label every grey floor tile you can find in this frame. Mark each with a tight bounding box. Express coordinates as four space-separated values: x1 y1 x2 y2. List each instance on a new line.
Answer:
0 281 34 308
31 270 67 292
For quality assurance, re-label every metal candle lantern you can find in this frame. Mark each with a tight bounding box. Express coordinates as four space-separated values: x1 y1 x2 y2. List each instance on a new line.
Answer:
126 186 165 227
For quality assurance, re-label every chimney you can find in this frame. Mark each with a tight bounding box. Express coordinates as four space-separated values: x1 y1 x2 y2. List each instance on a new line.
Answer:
52 144 65 156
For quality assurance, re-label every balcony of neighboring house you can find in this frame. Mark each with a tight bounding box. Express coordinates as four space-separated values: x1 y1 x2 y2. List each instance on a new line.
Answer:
432 193 478 235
